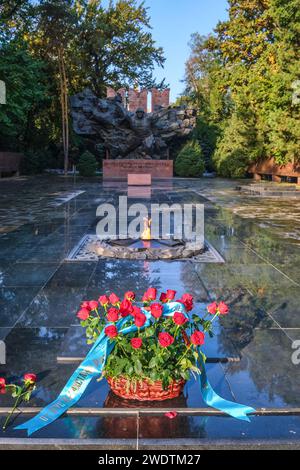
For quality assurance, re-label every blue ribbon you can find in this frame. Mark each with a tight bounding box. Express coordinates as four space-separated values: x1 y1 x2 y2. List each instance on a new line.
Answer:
15 302 255 435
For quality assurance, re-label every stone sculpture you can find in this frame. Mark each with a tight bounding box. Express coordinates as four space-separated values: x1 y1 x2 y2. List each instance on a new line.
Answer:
70 88 196 159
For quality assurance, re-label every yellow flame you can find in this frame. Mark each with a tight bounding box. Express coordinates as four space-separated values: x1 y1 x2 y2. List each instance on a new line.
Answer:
141 217 151 240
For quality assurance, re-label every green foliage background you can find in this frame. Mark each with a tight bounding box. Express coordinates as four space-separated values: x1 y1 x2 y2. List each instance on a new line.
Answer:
183 0 300 177
0 0 165 171
1 1 299 177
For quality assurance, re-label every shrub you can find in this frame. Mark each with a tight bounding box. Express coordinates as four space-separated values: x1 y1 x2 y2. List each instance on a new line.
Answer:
22 149 49 174
175 141 205 177
77 151 98 177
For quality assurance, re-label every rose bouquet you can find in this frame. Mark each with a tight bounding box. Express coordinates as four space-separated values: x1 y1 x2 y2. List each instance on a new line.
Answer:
77 288 229 401
12 288 253 436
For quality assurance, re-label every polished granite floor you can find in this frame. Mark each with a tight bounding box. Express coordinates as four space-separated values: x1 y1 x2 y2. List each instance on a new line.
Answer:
0 175 300 444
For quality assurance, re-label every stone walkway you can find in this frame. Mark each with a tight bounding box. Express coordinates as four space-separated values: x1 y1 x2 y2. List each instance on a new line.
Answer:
0 175 300 445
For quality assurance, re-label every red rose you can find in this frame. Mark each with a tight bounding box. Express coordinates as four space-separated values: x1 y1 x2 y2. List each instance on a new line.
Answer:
179 293 194 312
0 377 6 391
218 301 229 315
143 287 157 302
89 300 98 310
147 287 157 300
105 325 118 338
190 330 205 346
107 307 119 322
131 338 143 349
135 312 147 328
77 308 90 321
159 292 167 303
119 298 133 317
173 311 187 326
98 295 109 306
81 301 91 310
181 293 193 302
125 291 135 301
166 289 176 301
24 373 37 384
158 332 174 348
150 302 163 319
132 305 142 317
109 293 120 305
207 301 218 315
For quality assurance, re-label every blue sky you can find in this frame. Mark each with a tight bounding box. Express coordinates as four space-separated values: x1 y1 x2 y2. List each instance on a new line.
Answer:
144 0 229 100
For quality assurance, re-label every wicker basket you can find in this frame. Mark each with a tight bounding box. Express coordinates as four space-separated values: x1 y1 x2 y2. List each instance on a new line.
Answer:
107 376 185 401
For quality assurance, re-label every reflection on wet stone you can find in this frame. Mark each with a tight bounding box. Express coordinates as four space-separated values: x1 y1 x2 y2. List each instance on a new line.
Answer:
0 176 300 440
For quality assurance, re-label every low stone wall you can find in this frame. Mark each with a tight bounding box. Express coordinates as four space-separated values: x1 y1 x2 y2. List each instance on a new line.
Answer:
91 239 204 260
0 152 23 176
248 158 300 183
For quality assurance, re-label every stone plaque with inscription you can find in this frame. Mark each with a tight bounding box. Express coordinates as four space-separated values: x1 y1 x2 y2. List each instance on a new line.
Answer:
103 159 173 179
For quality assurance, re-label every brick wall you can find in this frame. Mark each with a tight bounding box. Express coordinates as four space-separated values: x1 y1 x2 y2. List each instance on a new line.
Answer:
128 89 147 112
151 88 170 112
106 87 126 106
106 87 170 112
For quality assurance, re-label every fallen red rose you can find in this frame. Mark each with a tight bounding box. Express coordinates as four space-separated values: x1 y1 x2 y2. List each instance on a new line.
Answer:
165 411 178 419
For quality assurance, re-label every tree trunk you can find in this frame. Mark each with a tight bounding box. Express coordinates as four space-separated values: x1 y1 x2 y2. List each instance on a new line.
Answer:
58 48 69 175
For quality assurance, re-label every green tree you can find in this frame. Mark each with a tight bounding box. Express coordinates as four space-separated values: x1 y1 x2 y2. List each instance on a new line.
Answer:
0 0 166 165
73 0 165 94
28 0 79 174
183 0 300 176
0 41 48 151
183 33 226 170
213 103 262 177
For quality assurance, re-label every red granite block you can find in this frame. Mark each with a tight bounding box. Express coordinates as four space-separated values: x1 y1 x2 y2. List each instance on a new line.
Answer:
103 159 173 179
128 173 151 186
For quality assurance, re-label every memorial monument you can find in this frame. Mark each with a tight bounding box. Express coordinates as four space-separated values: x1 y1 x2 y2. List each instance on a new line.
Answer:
70 88 196 178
